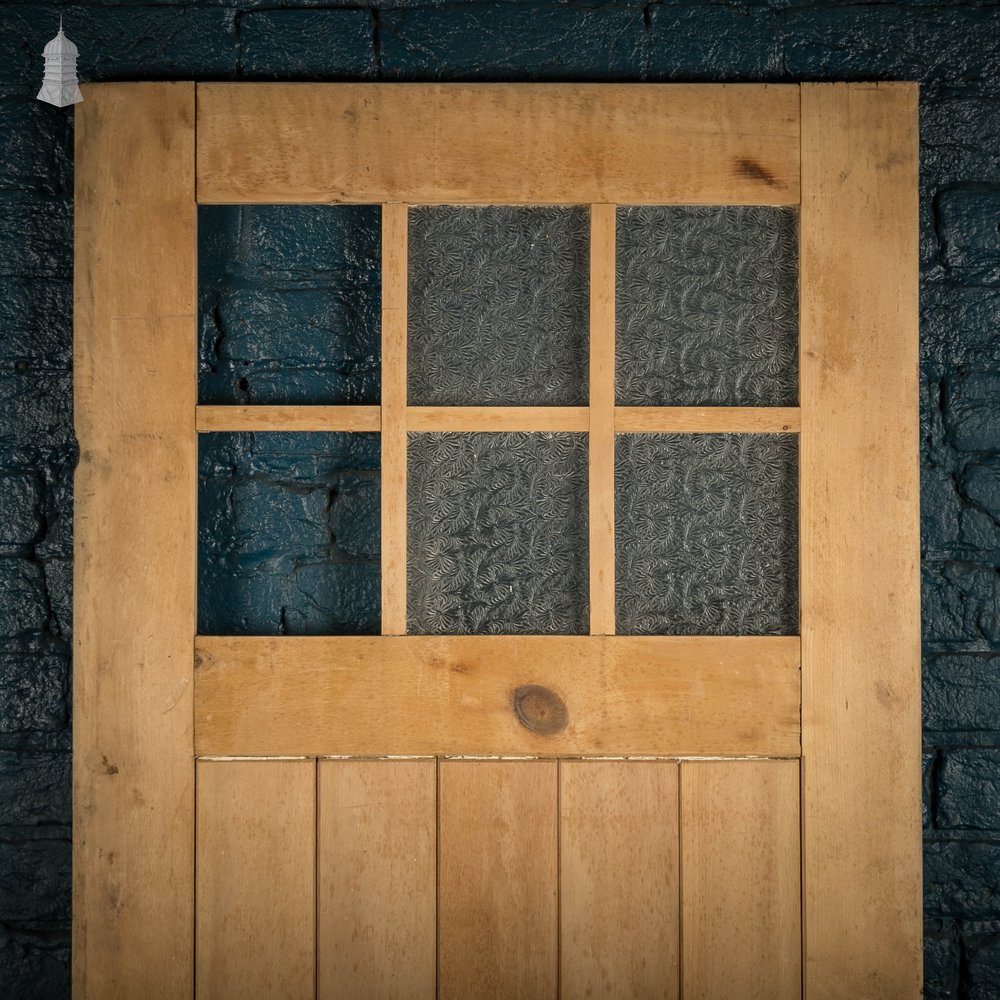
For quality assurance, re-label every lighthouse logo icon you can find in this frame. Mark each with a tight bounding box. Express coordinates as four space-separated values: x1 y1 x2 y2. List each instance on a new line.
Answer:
37 19 83 108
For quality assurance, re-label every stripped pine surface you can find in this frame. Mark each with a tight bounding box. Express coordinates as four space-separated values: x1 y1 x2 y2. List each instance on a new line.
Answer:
73 82 197 999
194 635 801 758
380 203 408 635
438 761 558 999
197 83 800 205
196 760 316 1000
680 760 801 1000
560 761 680 998
800 82 922 997
317 760 436 1000
589 204 617 635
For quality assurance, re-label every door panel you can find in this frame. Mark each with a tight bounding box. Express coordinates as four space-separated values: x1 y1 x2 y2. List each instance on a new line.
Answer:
680 760 801 1000
317 760 436 1000
196 760 316 1000
438 760 559 1000
560 761 680 999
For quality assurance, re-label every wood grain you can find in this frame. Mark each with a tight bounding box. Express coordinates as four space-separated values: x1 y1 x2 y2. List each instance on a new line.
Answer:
800 82 922 997
197 84 800 205
680 760 800 1000
381 203 408 635
196 759 316 999
194 635 800 757
560 761 679 999
615 407 800 434
438 761 558 999
197 405 380 433
589 205 617 635
73 82 196 999
406 406 588 432
318 760 436 1000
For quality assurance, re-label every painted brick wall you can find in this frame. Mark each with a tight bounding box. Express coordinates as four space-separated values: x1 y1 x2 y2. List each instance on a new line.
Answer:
1 3 998 997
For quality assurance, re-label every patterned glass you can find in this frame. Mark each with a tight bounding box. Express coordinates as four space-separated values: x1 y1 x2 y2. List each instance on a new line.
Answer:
616 205 798 406
407 432 589 634
615 433 798 635
407 206 589 405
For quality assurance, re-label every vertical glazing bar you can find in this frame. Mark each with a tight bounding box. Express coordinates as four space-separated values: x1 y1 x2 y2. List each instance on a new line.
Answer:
589 204 617 634
381 204 408 635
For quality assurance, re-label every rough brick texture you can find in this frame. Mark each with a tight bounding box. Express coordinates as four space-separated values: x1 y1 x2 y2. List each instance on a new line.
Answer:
0 3 998 997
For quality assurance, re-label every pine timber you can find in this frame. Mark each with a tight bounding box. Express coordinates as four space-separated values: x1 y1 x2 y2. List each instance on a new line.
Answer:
196 83 800 205
193 635 801 758
799 82 922 998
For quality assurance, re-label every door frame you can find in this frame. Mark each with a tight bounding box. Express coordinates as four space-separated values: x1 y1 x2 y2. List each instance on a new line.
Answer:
73 82 921 997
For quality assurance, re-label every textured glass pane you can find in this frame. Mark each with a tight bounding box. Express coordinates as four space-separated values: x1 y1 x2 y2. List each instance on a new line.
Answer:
616 434 798 635
616 206 798 406
408 206 589 405
407 433 588 634
199 432 380 635
199 205 380 405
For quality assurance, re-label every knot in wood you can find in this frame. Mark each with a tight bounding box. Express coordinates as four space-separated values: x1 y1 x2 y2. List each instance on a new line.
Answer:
512 685 568 737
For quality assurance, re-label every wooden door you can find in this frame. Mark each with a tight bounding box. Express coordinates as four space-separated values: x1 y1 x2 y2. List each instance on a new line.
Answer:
74 83 921 998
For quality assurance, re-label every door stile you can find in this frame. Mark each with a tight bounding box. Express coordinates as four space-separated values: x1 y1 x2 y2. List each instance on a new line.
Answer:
74 83 197 998
799 82 921 997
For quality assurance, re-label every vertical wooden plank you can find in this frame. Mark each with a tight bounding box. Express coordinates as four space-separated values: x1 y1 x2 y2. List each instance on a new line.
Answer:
560 761 679 999
196 759 316 999
800 83 922 999
73 82 196 999
317 760 436 1000
589 204 617 635
439 761 558 999
381 203 408 635
681 760 800 1000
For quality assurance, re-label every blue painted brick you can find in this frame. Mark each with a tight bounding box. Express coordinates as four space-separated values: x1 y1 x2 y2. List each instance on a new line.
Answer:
240 9 376 79
0 751 70 823
937 187 1000 273
926 839 1000 921
965 927 1000 1000
943 373 1000 454
924 919 961 1000
921 284 1000 372
0 656 66 734
0 373 73 453
938 750 1000 831
0 278 72 372
783 5 1000 91
0 99 71 196
381 3 647 81
0 472 42 550
648 5 782 81
199 205 380 405
922 561 1000 644
199 432 380 635
0 925 70 1000
0 196 70 278
0 833 70 923
925 654 1000 738
0 558 48 641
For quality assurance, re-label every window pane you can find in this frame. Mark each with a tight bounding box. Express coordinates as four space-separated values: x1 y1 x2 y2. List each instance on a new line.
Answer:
199 432 380 635
407 432 589 634
616 433 798 635
616 206 798 407
198 205 381 405
408 206 589 406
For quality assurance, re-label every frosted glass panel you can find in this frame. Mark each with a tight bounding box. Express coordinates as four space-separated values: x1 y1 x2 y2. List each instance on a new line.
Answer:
616 206 798 406
616 433 798 635
408 206 589 405
407 432 589 634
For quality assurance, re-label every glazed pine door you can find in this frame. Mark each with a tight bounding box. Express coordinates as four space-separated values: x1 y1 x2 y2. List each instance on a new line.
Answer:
74 83 921 999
